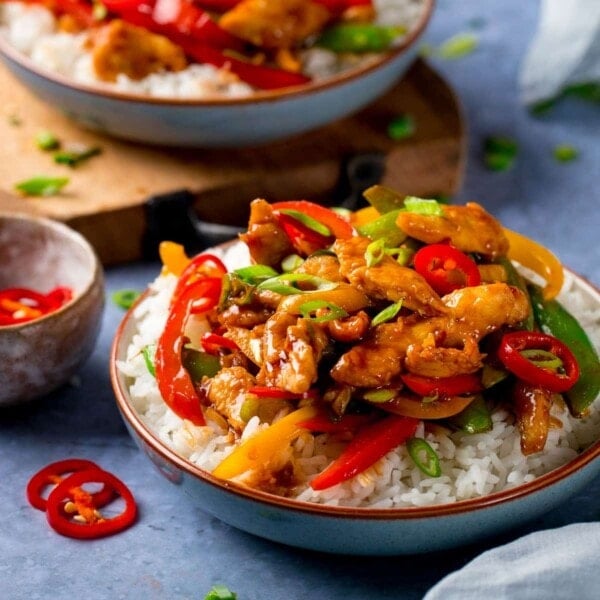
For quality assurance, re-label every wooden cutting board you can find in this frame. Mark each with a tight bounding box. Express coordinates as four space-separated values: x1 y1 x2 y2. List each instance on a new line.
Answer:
0 58 465 265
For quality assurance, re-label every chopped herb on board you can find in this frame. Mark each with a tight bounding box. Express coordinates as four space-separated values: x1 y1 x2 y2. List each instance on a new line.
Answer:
436 33 478 59
54 145 102 167
36 130 60 151
204 585 237 600
553 144 579 163
15 176 69 196
483 136 518 171
7 114 22 126
387 114 416 140
112 289 141 310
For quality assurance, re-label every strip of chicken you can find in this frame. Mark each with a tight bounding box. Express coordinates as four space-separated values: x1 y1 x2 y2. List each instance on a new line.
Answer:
396 202 509 259
331 283 531 386
333 237 448 316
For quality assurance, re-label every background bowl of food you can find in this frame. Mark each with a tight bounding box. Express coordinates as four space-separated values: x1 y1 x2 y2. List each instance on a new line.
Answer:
0 213 104 406
0 0 433 147
110 190 600 555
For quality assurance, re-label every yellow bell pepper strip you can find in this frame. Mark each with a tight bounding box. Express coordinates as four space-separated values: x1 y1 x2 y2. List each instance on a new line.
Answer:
309 414 419 490
159 241 190 276
503 228 564 300
212 405 319 480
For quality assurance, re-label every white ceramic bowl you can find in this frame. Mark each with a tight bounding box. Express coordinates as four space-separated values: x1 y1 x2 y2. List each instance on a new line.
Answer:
0 1 433 147
0 213 104 406
110 256 600 556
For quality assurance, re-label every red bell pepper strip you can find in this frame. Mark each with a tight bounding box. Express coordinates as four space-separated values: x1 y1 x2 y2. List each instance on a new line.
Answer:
102 0 246 52
45 469 137 539
155 283 207 425
413 243 481 296
171 252 226 305
401 373 483 398
272 201 355 240
498 331 580 393
26 459 114 512
309 414 419 490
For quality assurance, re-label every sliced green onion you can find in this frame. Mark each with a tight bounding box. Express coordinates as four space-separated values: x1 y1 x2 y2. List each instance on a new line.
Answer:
403 196 443 216
204 584 237 600
520 348 563 370
257 273 337 295
393 247 415 266
365 238 387 267
371 301 402 327
484 136 518 171
54 145 102 167
112 289 140 310
299 300 348 323
436 32 478 59
142 344 156 377
330 206 352 220
36 130 60 151
553 144 578 163
387 114 416 141
281 254 304 273
316 23 405 53
278 209 331 237
406 438 442 477
357 209 406 247
233 264 278 284
363 388 396 403
15 175 69 197
363 184 406 213
239 397 260 423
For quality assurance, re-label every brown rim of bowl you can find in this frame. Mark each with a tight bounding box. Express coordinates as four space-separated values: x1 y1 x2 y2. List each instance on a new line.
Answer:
0 0 434 107
110 266 600 520
0 212 102 330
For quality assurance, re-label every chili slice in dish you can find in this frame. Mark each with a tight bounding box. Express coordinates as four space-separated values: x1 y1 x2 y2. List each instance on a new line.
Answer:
498 331 580 393
0 286 73 326
413 244 481 295
45 469 137 539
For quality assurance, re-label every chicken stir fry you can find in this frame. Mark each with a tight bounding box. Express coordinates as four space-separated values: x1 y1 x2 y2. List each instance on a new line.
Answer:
153 186 596 492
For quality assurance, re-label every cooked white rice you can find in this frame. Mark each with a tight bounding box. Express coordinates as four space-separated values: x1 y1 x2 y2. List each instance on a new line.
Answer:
117 242 600 508
0 0 426 99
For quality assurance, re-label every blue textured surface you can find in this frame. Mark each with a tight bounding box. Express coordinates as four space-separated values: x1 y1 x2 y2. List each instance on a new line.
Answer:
2 1 599 598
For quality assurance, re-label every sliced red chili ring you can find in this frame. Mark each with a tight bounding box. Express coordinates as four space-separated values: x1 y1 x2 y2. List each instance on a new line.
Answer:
498 331 580 393
413 244 481 295
26 459 114 512
46 469 137 540
401 373 483 398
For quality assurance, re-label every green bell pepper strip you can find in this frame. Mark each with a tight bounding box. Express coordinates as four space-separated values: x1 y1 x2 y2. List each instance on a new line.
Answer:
363 184 407 213
528 284 600 416
316 23 406 53
447 395 492 434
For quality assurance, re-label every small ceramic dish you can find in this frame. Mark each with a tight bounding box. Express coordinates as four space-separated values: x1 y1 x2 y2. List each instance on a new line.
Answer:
0 213 104 406
0 1 433 147
110 243 600 556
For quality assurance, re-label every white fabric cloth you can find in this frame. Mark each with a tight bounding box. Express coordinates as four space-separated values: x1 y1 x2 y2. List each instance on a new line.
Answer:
519 0 600 104
423 523 600 599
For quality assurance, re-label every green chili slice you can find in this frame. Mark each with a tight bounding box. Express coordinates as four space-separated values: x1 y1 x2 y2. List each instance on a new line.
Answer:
407 438 442 477
281 254 304 273
365 238 387 267
371 301 402 326
15 175 69 196
316 23 406 53
299 300 348 323
257 273 337 295
112 289 140 310
278 209 331 237
142 344 156 377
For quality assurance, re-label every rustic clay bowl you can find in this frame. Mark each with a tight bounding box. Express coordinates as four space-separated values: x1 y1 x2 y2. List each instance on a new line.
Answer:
0 213 104 406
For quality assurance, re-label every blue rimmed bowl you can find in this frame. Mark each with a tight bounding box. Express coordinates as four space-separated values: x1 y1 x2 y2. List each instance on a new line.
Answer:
109 253 600 556
0 1 433 147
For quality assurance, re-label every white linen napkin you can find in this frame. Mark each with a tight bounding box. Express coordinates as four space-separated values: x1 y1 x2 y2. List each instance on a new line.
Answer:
519 0 600 105
423 523 600 599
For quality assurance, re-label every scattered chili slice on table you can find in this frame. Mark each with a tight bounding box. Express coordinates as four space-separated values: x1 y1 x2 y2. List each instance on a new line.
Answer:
46 469 137 539
26 460 137 539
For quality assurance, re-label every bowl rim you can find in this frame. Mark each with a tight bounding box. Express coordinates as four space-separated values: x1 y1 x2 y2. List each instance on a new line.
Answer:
0 211 102 330
110 263 600 521
0 0 434 107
